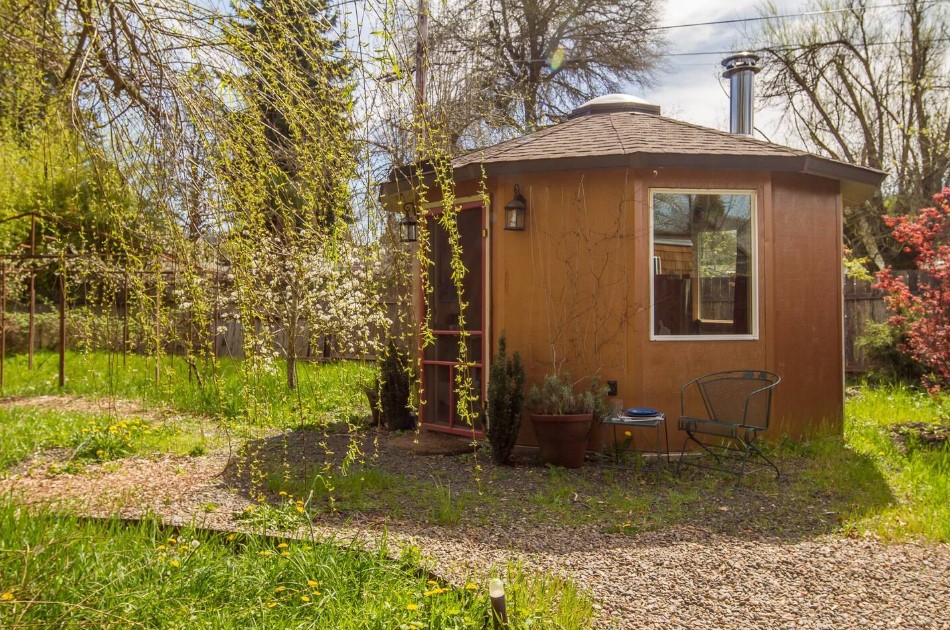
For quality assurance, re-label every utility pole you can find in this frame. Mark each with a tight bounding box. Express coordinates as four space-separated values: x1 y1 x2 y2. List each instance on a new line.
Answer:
28 212 36 370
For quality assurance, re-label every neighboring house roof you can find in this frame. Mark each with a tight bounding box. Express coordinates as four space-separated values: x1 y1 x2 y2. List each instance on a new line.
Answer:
384 97 886 205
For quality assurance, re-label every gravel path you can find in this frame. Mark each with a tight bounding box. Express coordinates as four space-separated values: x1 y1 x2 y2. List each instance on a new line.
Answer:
2 437 948 629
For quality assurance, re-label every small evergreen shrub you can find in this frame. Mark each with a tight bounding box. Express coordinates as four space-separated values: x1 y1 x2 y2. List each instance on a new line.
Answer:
486 335 525 465
379 341 414 431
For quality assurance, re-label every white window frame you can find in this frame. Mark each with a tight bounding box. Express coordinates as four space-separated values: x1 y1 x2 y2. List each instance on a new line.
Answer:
649 188 759 342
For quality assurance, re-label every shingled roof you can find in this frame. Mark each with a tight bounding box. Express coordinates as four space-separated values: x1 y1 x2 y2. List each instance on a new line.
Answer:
384 95 886 203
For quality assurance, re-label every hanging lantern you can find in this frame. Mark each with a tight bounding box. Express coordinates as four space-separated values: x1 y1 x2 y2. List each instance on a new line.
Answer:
504 185 526 231
400 202 418 243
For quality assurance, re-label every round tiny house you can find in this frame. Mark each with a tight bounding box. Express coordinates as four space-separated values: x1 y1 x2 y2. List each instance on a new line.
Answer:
383 92 884 451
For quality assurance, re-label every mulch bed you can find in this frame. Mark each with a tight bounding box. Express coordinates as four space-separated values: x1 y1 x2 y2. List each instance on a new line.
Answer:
889 421 950 452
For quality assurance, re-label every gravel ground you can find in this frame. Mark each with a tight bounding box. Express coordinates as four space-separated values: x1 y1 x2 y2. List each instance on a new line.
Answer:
2 428 948 629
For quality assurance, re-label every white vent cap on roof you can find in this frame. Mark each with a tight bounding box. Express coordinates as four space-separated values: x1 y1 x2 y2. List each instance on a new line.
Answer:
569 94 661 118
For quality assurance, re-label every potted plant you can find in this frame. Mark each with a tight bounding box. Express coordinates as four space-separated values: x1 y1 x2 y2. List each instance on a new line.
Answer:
526 373 609 468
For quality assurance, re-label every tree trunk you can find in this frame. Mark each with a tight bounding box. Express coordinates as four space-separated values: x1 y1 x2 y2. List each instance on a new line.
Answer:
286 353 297 390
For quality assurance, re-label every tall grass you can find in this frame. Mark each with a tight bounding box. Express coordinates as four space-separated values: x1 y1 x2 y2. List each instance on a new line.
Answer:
845 384 950 542
1 350 375 428
0 502 593 629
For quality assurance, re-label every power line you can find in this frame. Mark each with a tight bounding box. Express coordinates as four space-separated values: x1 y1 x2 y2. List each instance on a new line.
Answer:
669 36 950 57
647 0 939 32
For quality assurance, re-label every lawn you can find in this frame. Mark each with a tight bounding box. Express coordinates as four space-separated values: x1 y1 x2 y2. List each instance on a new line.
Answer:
0 350 374 428
0 351 594 629
0 503 591 629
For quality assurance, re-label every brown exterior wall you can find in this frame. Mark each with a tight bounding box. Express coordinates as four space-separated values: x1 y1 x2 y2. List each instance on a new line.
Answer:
423 165 845 449
768 172 844 437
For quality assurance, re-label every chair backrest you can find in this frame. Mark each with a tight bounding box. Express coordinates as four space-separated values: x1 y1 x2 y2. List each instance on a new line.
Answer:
693 370 780 429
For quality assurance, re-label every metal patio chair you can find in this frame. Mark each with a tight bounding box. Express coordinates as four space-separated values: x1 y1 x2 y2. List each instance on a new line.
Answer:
676 370 781 479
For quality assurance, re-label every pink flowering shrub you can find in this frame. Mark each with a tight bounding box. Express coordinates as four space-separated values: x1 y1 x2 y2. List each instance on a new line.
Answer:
875 188 950 392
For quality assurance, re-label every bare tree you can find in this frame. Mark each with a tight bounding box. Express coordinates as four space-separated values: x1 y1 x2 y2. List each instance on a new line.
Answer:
757 0 950 269
417 0 663 150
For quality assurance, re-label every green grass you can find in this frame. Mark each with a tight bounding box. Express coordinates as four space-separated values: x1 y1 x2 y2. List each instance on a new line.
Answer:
0 405 218 472
0 502 593 629
0 350 375 428
843 384 949 541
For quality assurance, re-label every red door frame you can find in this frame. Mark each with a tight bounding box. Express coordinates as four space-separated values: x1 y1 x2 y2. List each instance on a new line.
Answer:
419 200 487 437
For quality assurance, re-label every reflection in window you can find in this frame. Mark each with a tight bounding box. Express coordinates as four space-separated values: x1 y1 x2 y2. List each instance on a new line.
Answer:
652 192 755 337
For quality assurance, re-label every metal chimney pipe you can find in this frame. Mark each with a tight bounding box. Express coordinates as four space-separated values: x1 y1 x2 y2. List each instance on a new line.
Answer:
722 52 761 136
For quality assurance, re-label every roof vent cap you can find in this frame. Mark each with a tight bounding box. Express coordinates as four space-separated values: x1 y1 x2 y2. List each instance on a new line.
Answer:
569 94 661 118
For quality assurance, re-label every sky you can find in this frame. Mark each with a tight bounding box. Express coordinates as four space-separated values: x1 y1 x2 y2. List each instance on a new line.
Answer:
645 0 810 141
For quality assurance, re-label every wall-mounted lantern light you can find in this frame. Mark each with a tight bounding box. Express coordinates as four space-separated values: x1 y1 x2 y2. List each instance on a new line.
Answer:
399 202 418 243
504 185 526 231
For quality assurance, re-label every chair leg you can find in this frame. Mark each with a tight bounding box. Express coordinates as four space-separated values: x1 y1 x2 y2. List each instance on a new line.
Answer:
676 435 689 477
689 430 724 466
745 439 780 480
677 430 724 476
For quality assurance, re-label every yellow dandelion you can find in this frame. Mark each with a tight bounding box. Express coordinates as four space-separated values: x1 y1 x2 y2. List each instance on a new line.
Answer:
169 560 180 568
312 590 321 596
277 543 288 549
295 506 305 513
258 550 273 556
274 586 287 593
302 545 312 551
167 538 177 544
278 491 288 496
157 545 166 551
624 431 632 437
424 590 436 597
226 534 236 542
307 580 319 588
280 551 290 558
427 580 438 585
300 595 310 603
244 505 255 512
406 603 419 611
464 583 477 590
1 592 14 601
266 602 277 609
295 500 304 506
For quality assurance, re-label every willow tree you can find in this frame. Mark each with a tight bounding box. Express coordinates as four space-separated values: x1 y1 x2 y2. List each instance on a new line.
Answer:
221 0 362 390
758 0 950 270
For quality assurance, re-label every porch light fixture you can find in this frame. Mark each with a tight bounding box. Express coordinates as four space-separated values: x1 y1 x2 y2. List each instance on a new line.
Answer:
504 185 526 231
399 202 418 243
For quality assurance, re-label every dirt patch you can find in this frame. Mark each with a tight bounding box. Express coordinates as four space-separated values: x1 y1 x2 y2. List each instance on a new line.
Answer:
0 394 150 418
387 430 480 456
890 422 950 451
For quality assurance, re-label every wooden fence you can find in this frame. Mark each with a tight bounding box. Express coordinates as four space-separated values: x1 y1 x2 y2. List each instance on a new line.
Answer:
844 270 919 373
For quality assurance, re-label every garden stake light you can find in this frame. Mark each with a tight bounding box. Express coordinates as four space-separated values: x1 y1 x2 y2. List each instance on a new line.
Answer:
489 577 507 627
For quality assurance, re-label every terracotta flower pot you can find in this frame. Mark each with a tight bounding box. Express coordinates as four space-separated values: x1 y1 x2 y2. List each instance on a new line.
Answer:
530 413 594 468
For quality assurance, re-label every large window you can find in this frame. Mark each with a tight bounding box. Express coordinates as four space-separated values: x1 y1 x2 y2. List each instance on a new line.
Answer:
651 190 756 339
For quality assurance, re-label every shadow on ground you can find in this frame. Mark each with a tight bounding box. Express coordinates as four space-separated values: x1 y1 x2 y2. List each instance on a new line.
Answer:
222 427 895 549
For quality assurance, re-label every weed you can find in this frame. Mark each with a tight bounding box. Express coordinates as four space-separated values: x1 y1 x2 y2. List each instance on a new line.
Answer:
426 483 465 526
